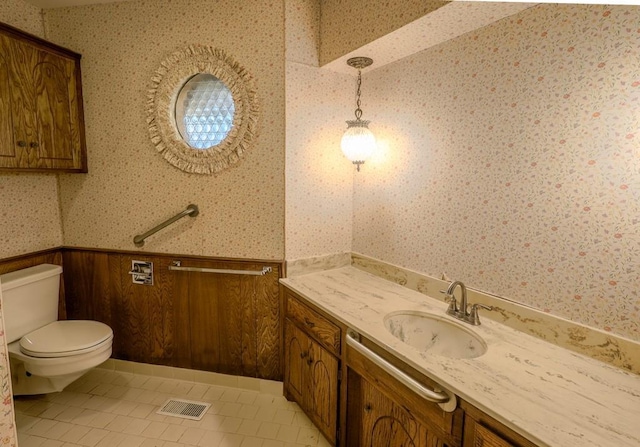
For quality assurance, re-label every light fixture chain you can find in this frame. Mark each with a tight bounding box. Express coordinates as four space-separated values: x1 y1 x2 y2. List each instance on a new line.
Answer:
355 69 363 120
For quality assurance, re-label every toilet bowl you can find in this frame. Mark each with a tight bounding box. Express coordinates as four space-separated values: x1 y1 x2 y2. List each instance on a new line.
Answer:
0 264 114 395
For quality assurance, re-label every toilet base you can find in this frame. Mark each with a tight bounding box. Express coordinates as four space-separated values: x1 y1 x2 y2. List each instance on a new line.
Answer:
9 358 85 395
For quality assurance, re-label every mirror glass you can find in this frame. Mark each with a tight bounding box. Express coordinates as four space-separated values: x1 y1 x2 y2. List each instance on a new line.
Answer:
175 73 235 150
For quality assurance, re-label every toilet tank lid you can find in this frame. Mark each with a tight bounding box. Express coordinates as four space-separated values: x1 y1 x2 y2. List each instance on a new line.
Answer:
0 264 62 292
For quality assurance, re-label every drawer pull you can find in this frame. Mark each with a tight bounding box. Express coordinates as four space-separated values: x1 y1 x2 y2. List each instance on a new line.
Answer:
30 141 39 148
347 329 455 409
304 318 315 328
17 140 27 147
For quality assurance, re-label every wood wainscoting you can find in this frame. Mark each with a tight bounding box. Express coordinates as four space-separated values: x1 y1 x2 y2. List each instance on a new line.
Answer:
0 248 283 381
62 248 284 381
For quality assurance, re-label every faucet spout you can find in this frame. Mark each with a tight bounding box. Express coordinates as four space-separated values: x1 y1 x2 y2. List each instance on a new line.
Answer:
446 280 468 316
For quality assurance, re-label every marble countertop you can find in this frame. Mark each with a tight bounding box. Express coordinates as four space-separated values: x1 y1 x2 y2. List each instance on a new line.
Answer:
280 266 640 447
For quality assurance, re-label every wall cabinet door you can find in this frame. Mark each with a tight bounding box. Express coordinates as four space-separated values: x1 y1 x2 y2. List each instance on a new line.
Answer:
284 320 339 445
0 23 86 172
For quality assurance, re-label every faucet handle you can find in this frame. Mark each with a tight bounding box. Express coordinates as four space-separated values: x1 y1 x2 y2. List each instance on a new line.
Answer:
467 303 493 325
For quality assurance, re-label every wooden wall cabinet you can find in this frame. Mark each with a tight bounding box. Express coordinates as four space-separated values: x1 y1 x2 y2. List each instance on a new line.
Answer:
0 22 87 172
283 291 341 445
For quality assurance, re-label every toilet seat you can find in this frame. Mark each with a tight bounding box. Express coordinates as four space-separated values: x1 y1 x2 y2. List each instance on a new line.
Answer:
19 320 113 358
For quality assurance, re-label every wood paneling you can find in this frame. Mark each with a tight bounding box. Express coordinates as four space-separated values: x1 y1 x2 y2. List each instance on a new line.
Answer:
0 21 86 172
0 249 66 319
61 248 283 380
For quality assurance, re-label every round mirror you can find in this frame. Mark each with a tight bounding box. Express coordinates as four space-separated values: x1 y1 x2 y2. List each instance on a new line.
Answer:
147 46 259 175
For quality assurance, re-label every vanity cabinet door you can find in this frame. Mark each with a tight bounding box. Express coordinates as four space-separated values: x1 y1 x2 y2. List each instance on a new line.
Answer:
284 319 339 445
360 377 425 446
461 402 538 447
346 340 464 447
0 22 87 172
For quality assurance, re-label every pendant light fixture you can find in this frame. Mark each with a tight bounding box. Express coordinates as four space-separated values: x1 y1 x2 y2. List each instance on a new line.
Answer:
341 57 376 172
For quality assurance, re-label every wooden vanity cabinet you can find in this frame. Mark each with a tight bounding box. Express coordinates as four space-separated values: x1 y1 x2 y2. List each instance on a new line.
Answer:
284 291 342 444
346 339 465 447
0 22 87 172
461 401 538 447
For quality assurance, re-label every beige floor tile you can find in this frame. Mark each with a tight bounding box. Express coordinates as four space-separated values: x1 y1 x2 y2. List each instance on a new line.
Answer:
256 422 281 440
15 365 321 447
178 427 206 445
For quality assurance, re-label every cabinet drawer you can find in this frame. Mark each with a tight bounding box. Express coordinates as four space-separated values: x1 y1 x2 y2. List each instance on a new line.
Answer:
286 293 341 356
474 424 515 447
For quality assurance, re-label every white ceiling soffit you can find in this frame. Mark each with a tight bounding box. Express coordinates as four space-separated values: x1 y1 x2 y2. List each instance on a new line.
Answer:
322 1 537 75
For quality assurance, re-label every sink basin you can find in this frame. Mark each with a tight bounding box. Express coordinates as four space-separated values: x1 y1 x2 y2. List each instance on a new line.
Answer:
383 311 487 359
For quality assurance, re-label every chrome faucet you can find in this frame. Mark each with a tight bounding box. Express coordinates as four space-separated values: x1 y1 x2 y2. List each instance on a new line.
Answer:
441 280 492 325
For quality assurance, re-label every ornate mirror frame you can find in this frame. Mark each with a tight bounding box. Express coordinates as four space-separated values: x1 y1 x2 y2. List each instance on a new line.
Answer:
147 45 259 174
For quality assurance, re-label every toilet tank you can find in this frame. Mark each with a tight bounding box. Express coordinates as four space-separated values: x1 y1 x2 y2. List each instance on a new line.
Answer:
0 264 62 344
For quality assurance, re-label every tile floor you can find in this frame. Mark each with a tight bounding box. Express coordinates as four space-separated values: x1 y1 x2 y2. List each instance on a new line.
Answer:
14 366 330 447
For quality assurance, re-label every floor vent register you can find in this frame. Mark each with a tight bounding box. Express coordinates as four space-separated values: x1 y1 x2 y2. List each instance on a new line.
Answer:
156 398 211 420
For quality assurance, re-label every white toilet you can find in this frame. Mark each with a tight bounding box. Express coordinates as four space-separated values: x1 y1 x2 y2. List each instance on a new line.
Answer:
1 264 113 395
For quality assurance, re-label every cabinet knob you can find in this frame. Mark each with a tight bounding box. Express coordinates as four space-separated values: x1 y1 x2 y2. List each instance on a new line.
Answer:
364 403 372 412
307 357 313 365
30 142 39 148
17 140 27 147
304 318 315 328
300 351 307 359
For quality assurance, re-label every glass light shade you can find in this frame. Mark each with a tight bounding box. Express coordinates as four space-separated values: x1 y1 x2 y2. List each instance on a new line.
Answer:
341 120 376 169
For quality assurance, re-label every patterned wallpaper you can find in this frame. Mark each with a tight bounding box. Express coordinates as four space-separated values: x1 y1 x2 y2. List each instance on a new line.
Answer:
285 62 354 260
319 0 448 66
0 3 41 446
44 0 286 260
285 0 354 260
353 4 640 341
0 1 64 260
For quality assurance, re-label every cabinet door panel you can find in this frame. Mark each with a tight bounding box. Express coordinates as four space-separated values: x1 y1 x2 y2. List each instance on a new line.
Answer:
308 338 339 444
33 50 75 167
361 378 422 447
284 321 307 404
0 40 16 162
4 37 35 167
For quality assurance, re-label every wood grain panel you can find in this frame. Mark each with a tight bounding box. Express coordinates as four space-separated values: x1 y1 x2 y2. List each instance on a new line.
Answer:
0 249 65 319
308 336 339 444
0 37 16 161
188 261 222 371
33 50 74 165
347 342 464 445
118 255 152 363
4 36 35 168
60 248 283 379
461 401 537 447
169 266 191 368
0 22 87 172
286 292 340 356
256 264 281 379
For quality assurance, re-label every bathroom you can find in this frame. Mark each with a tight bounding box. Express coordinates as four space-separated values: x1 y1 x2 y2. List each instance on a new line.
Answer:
0 0 638 446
